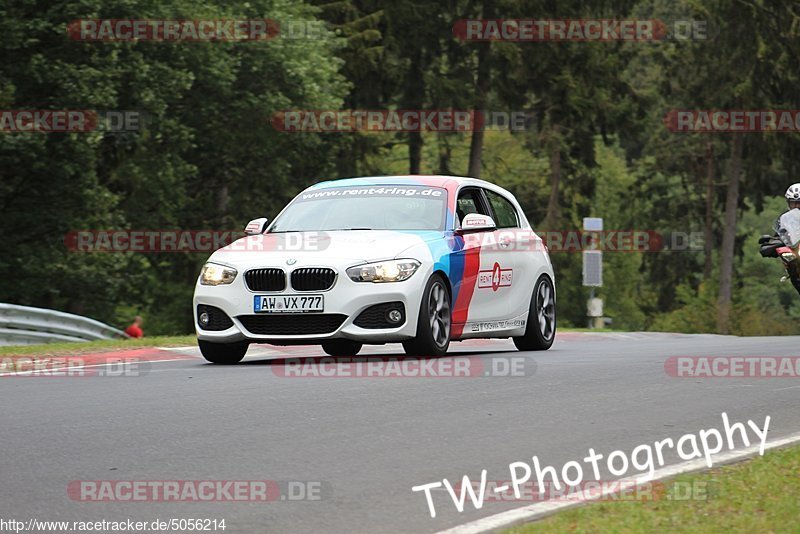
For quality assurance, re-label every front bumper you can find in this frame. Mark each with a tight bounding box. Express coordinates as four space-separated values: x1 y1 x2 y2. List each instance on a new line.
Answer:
193 265 428 344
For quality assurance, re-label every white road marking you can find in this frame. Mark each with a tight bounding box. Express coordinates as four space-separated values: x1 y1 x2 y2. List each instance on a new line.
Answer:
774 385 800 391
436 430 800 534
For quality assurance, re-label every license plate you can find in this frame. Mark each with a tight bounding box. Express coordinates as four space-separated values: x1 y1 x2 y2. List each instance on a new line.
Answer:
253 294 324 313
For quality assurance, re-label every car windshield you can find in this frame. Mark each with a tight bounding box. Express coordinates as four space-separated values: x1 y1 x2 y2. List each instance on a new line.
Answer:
269 185 448 232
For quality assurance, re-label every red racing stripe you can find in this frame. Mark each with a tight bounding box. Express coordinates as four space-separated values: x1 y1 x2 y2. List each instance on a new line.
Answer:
451 239 481 338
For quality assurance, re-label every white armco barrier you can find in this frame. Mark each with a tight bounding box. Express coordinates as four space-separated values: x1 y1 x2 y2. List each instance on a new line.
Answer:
0 304 129 345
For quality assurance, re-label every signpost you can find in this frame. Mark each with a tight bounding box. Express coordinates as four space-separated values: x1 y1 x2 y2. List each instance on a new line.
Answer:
582 218 604 328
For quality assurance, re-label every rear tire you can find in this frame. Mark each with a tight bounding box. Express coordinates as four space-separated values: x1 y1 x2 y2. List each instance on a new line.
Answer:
198 339 249 364
403 274 451 356
322 340 362 356
513 275 556 351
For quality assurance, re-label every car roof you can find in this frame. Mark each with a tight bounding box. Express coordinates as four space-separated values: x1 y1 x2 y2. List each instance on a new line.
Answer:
307 175 505 192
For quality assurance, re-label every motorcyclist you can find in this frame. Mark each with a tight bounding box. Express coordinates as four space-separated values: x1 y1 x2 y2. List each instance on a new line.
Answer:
786 183 800 211
759 183 800 295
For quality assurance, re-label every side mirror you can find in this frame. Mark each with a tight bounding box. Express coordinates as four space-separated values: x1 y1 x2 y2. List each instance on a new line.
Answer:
244 217 269 235
458 213 496 233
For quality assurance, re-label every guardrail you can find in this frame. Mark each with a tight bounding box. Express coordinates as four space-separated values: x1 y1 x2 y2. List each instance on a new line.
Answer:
0 304 129 346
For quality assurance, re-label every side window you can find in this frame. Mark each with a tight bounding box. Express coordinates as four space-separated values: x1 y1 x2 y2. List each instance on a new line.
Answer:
456 188 490 228
484 189 519 228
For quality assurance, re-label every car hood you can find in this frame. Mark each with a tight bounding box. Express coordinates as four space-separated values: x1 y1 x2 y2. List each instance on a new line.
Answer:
208 230 443 267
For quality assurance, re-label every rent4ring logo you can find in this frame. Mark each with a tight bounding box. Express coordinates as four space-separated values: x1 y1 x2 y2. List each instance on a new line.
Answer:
478 263 513 291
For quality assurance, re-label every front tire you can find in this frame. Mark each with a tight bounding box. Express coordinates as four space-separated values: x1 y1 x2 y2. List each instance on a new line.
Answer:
403 274 451 356
787 259 800 297
198 339 249 364
322 340 363 356
513 275 556 351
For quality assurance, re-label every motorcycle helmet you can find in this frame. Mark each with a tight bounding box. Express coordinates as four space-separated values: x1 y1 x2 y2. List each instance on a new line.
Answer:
786 183 800 210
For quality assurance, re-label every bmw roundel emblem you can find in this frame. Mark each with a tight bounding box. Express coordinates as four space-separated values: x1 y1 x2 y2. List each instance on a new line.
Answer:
286 258 297 265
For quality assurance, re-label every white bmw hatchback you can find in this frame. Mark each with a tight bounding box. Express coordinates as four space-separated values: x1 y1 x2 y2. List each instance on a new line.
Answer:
193 175 556 363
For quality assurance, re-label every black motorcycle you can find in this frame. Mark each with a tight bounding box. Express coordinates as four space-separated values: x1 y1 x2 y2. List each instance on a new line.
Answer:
759 209 800 296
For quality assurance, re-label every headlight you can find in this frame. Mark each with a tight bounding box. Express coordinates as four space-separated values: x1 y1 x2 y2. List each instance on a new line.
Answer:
199 263 238 286
346 259 420 282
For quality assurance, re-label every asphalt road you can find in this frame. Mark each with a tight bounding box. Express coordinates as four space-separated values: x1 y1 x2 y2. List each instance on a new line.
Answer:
2 332 800 533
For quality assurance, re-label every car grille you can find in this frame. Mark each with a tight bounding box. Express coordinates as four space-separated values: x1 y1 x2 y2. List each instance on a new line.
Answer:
354 302 406 329
245 268 286 291
196 305 234 331
290 268 336 291
237 314 347 335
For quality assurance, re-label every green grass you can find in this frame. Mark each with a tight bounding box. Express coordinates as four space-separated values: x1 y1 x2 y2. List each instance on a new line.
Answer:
506 445 800 533
0 335 197 357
